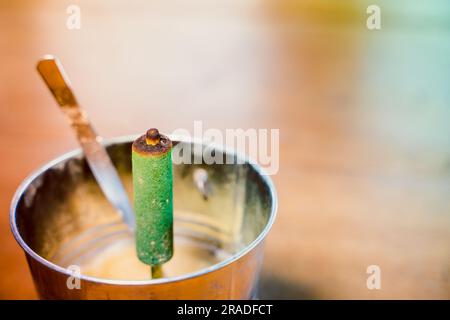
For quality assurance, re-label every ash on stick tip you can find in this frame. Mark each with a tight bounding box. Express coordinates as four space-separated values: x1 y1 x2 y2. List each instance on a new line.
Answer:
146 128 160 146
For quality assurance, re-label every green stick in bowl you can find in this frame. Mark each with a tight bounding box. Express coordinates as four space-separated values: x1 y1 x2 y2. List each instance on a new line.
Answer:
132 128 173 278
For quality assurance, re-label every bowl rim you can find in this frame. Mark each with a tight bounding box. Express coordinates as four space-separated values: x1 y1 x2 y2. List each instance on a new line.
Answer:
9 134 278 286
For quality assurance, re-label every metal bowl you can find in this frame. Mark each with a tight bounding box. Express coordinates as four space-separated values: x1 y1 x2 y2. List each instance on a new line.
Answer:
10 136 277 299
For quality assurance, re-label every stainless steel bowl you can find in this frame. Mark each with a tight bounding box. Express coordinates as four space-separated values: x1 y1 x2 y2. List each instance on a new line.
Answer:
10 136 277 299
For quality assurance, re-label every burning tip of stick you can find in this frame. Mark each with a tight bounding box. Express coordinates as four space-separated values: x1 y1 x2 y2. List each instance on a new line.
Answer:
146 128 160 146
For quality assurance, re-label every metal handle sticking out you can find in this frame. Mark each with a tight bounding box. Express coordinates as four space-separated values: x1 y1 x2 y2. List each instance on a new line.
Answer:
36 55 135 230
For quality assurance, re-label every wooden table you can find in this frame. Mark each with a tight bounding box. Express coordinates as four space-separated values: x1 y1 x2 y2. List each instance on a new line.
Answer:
0 0 448 299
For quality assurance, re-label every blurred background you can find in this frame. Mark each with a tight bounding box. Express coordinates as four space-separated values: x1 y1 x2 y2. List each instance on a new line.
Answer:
0 0 449 299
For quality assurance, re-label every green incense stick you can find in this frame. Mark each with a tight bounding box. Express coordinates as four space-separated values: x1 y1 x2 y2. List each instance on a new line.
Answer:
132 129 173 272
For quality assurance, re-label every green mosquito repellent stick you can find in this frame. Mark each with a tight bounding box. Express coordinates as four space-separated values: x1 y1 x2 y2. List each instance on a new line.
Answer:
132 128 173 274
